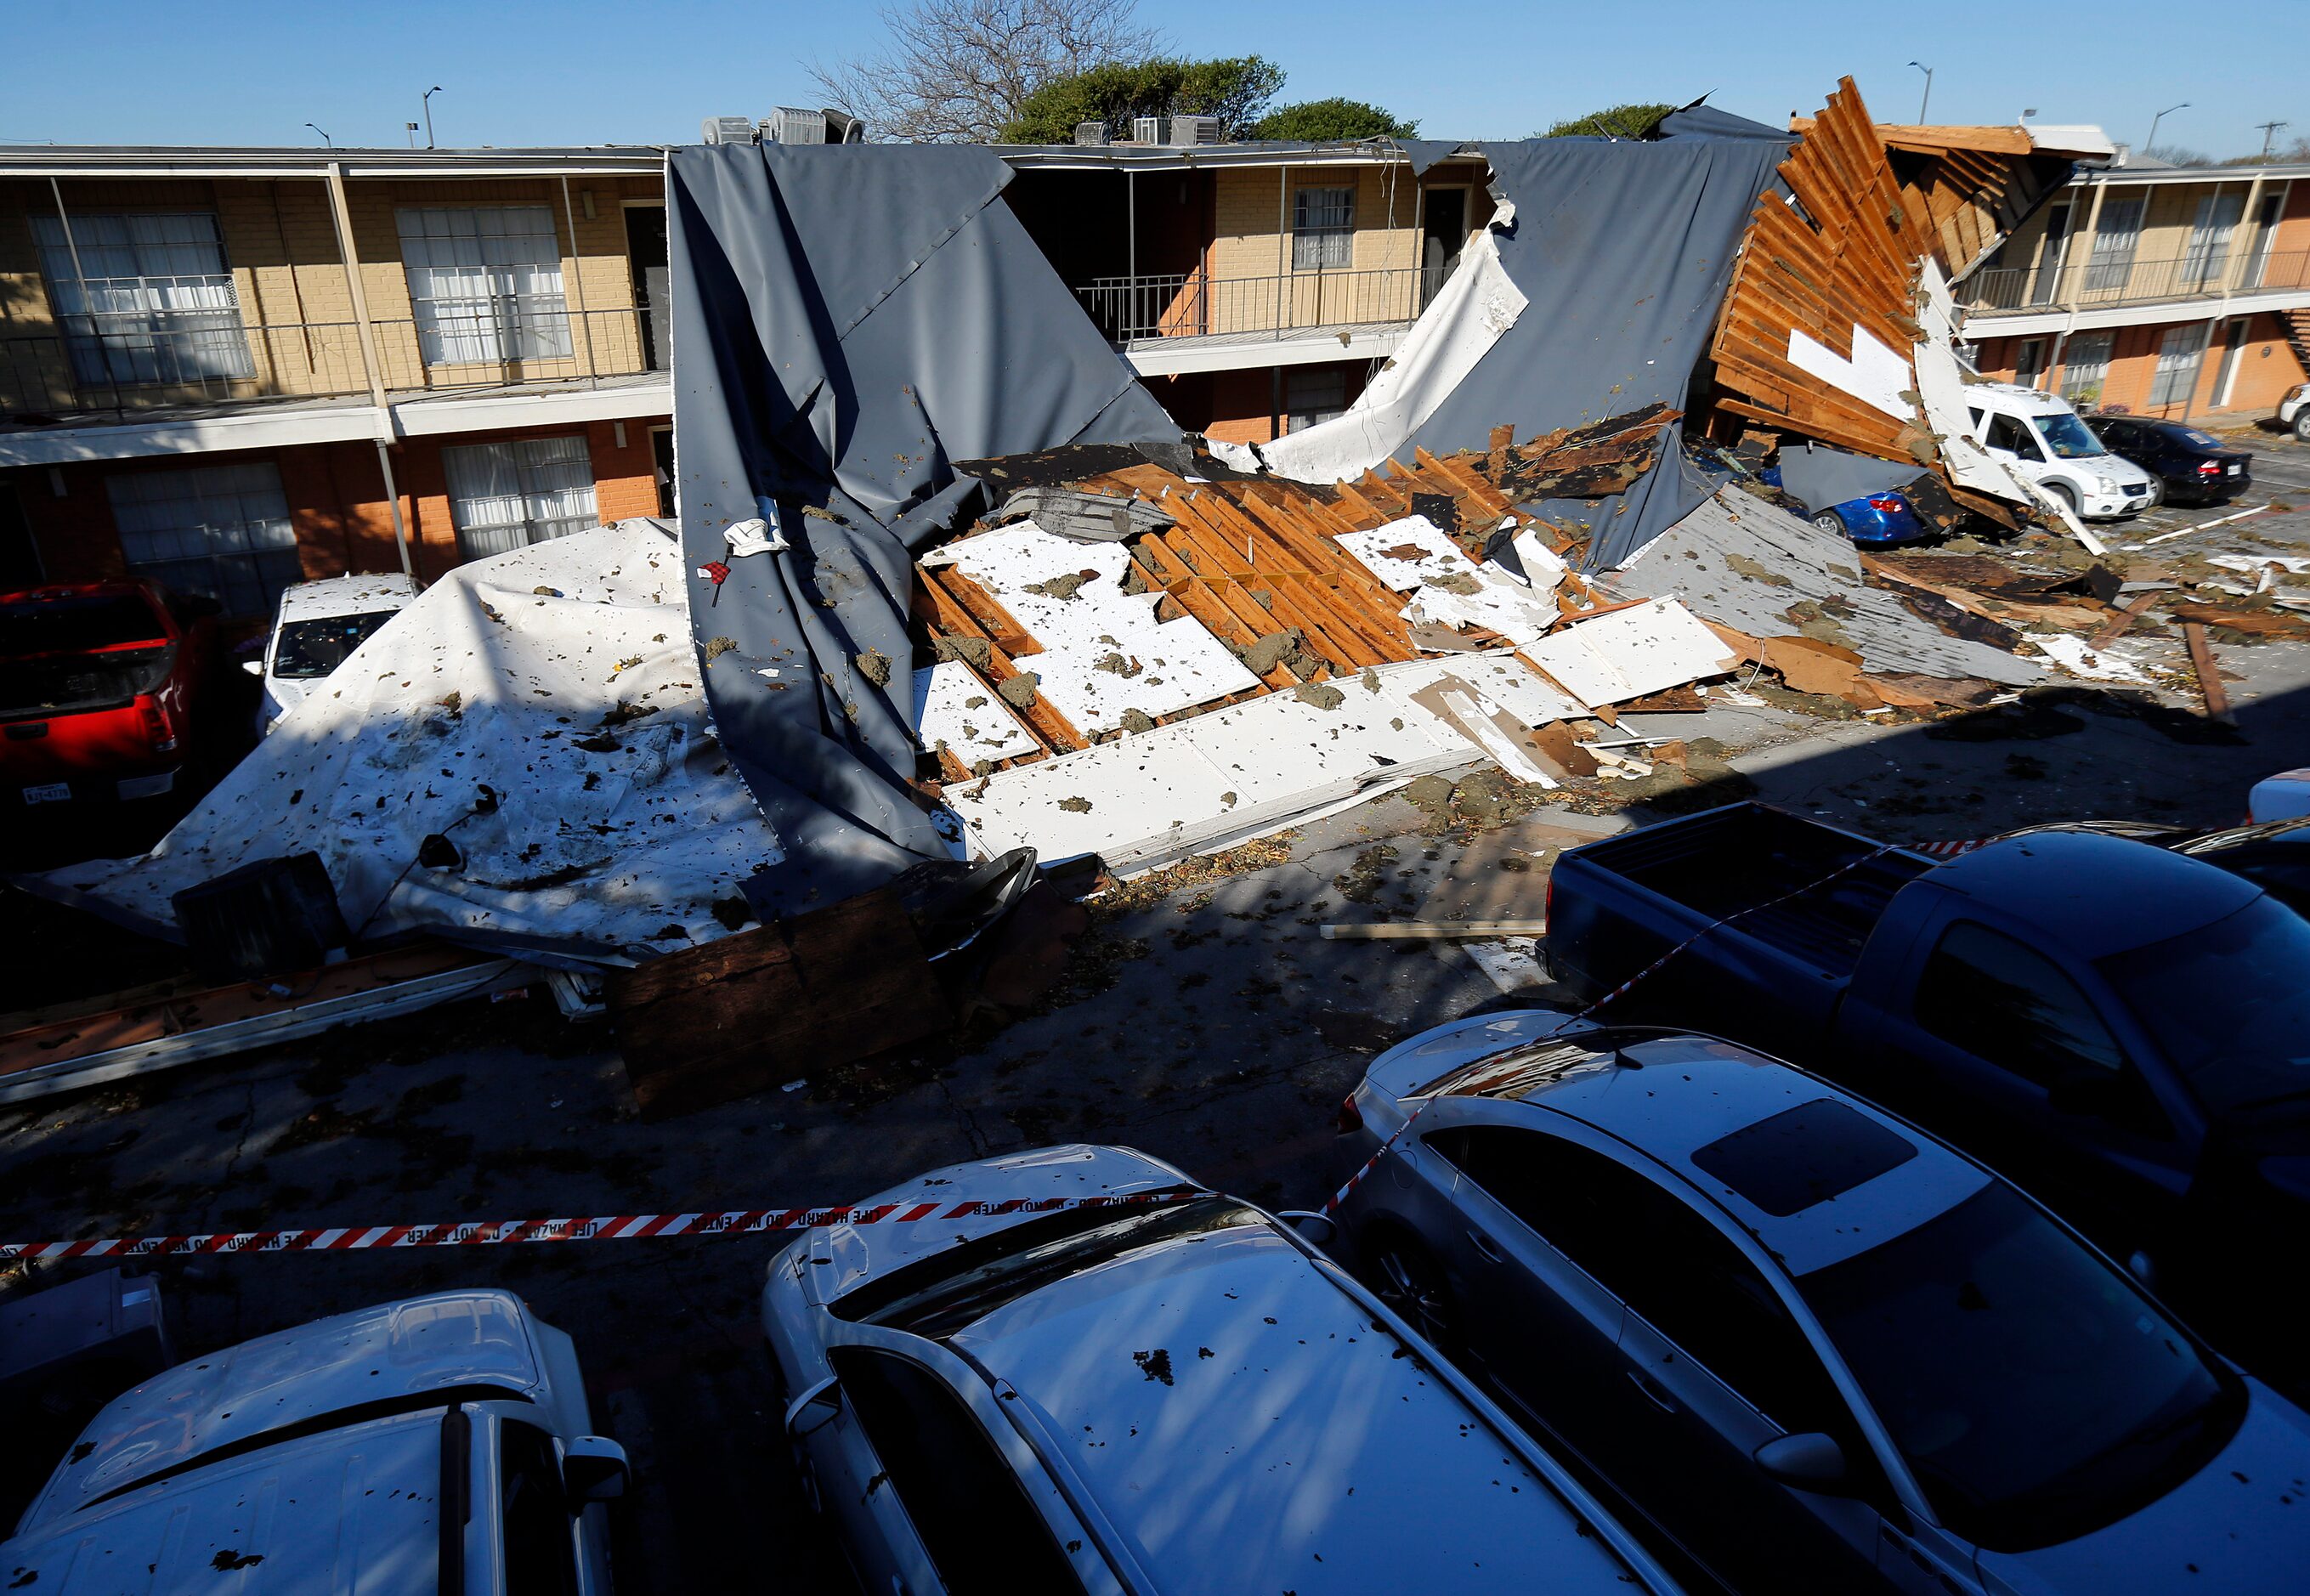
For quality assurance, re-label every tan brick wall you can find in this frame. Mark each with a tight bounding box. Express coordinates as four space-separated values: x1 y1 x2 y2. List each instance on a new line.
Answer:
1206 164 1424 331
0 172 663 414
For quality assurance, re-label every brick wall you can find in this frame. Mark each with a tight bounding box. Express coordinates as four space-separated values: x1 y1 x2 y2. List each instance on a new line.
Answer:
1207 164 1426 331
1974 312 2307 421
1195 359 1369 445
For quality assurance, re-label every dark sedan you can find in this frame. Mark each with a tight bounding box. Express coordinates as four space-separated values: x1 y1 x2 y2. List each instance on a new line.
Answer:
2089 416 2252 507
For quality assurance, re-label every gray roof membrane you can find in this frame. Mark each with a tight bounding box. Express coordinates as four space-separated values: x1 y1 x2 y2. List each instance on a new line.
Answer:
1614 489 2045 686
665 141 1177 916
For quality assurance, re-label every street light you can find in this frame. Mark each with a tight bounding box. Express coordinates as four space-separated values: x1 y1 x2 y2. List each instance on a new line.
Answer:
1907 61 1933 125
305 122 332 148
2146 101 2189 155
422 86 444 150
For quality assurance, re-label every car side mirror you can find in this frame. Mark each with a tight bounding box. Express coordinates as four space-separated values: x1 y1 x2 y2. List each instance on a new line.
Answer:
1277 1210 1337 1246
1753 1431 1854 1495
784 1375 842 1439
558 1435 630 1505
241 659 264 676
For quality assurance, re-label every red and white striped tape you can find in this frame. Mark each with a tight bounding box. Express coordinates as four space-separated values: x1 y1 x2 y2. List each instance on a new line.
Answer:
1911 837 1990 859
1 1191 1197 1263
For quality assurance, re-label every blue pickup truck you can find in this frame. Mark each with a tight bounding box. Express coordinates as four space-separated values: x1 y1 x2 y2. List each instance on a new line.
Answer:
1543 803 2310 1384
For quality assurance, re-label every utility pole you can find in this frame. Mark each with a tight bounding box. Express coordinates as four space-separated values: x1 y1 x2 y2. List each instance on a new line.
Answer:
422 86 444 150
2256 120 2291 161
1907 61 1933 124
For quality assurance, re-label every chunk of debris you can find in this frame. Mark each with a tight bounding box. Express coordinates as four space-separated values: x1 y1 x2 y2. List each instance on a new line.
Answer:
1093 651 1143 677
1022 571 1095 601
1294 682 1346 710
932 634 994 671
703 637 737 662
436 690 461 716
1118 708 1157 734
1058 795 1094 813
1238 628 1305 676
532 586 563 597
998 671 1041 709
855 648 892 687
1426 572 1484 597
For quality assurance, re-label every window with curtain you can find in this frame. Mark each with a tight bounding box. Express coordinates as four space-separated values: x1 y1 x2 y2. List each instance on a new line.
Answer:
1291 187 1356 270
2058 331 2114 406
2148 323 2209 407
105 461 297 617
1287 367 1348 431
2082 198 2144 293
441 436 597 562
2180 191 2245 291
396 207 573 366
31 212 254 389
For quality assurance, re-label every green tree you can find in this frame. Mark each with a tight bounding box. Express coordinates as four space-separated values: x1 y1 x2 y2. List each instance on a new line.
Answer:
999 56 1285 143
1249 98 1418 142
1543 102 1676 140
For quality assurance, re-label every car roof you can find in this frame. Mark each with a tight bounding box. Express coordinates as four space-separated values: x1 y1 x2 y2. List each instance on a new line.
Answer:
1933 831 2261 957
948 1220 1647 1594
1502 1033 1990 1275
1969 382 2075 414
2 1406 445 1590
275 573 420 621
20 1289 543 1532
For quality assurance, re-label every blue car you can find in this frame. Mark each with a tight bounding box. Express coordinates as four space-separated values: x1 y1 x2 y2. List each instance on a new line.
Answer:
1759 467 1929 546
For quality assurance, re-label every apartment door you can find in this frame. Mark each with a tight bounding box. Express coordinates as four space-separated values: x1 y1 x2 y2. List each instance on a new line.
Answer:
2013 337 2048 388
2030 205 2070 304
2242 194 2283 289
0 480 42 588
625 203 671 373
651 426 677 518
2211 318 2251 409
1421 187 1469 307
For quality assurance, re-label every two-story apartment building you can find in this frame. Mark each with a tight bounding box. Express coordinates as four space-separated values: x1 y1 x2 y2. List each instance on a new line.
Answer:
1957 157 2310 422
1002 138 1492 446
0 144 672 611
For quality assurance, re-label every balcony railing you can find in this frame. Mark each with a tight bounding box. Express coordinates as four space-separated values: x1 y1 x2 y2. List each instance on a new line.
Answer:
1074 267 1428 346
1963 248 2310 314
1 305 665 420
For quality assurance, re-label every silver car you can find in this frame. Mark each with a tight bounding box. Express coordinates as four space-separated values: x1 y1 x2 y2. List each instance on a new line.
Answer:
1334 1012 2310 1596
762 1143 1684 1596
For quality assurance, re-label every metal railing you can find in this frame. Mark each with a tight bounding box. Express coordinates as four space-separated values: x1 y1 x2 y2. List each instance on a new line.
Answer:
1 305 665 419
1964 248 2310 314
1074 267 1426 345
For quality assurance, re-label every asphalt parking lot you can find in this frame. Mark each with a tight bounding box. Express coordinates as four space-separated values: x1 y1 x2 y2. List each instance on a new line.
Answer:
6 426 2310 1592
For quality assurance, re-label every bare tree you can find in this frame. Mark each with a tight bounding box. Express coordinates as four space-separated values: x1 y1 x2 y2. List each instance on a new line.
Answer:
810 0 1160 143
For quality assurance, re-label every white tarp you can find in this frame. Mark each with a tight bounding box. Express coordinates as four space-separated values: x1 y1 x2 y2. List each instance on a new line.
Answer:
1259 215 1527 485
36 521 781 965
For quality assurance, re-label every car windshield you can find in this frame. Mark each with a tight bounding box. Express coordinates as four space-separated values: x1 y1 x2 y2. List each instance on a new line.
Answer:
273 610 400 680
2 592 166 659
2034 412 2108 460
1800 1182 2237 1550
2100 896 2310 1114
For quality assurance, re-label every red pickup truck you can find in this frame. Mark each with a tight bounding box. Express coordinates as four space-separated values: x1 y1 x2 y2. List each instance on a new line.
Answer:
2 580 216 810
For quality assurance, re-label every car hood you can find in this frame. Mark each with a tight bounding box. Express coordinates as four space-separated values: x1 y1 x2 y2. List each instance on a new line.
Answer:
18 1290 544 1533
2092 454 2157 485
1362 1007 1592 1104
1978 1384 2310 1595
804 1143 1201 1307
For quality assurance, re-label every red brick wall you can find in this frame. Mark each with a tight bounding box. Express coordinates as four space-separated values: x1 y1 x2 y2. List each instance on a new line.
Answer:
4 413 667 594
1973 317 2306 422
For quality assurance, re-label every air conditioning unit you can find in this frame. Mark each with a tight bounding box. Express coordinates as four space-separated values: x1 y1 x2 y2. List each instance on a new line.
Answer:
1167 115 1220 147
823 108 867 144
763 108 829 146
700 115 759 145
1130 116 1162 144
1074 121 1109 146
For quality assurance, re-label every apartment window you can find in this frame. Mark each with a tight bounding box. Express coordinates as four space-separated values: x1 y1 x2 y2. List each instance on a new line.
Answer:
1292 187 1356 270
2148 323 2210 408
2181 192 2245 291
31 212 253 388
2058 331 2114 406
2083 197 2144 293
442 436 598 562
105 461 297 617
397 207 573 366
1287 367 1349 431
2013 338 2048 389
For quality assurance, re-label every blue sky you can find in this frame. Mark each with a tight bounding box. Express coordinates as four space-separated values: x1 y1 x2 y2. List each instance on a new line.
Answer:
7 0 2300 160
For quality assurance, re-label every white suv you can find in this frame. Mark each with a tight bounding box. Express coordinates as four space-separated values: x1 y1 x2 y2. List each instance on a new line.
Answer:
2280 382 2309 442
1964 383 2159 519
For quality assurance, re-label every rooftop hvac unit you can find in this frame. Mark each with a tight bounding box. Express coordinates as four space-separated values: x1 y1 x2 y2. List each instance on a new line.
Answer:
764 107 829 145
700 115 759 145
1074 121 1109 146
1130 116 1162 144
823 108 867 144
1167 115 1220 147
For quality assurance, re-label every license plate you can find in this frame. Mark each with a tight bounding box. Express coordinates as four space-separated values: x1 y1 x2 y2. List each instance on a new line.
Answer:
23 782 71 805
2228 463 2241 475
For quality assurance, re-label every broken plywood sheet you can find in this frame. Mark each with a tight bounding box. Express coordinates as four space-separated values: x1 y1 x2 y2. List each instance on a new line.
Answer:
1336 515 1559 645
946 653 1577 871
1614 489 2044 688
1519 597 1740 708
1022 619 1262 734
914 661 1038 763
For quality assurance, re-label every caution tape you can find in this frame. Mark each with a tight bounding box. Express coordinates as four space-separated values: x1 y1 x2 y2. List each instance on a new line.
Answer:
1911 837 1990 859
1 1191 1198 1263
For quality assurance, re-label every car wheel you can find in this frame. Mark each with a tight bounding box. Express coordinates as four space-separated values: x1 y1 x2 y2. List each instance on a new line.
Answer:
1811 511 1846 536
1365 1228 1459 1353
2296 411 2310 443
2044 482 2080 517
